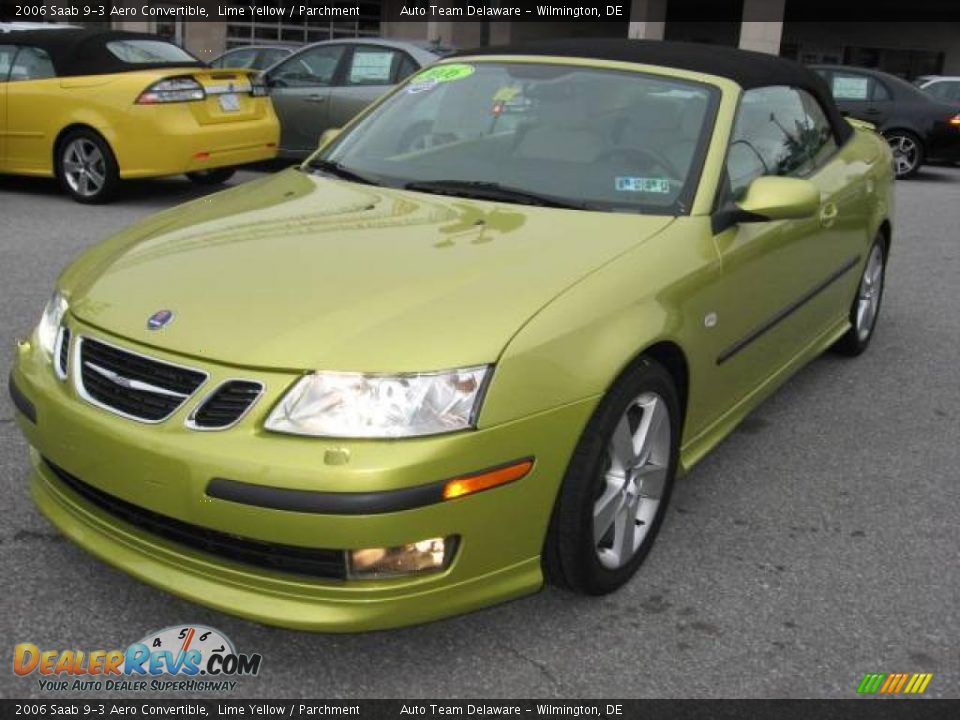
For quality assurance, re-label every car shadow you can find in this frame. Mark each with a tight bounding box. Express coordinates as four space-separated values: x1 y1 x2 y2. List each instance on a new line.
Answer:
911 165 960 183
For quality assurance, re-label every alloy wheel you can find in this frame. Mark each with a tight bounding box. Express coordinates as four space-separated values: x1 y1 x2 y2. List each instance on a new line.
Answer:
887 134 919 177
856 243 885 342
594 391 671 570
62 138 106 198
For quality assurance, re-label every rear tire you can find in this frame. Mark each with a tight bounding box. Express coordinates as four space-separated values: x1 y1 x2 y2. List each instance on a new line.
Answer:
833 236 887 356
56 129 119 204
186 168 236 185
543 358 680 595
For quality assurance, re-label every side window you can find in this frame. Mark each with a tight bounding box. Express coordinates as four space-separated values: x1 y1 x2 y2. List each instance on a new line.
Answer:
924 80 960 101
924 81 952 99
345 47 398 87
830 72 871 101
270 45 344 87
725 85 838 200
9 46 55 82
215 48 258 69
259 48 290 69
395 54 419 83
871 79 891 101
0 45 16 82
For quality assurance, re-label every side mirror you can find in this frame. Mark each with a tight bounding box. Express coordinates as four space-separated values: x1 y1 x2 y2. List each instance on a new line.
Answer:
712 176 820 234
317 127 342 151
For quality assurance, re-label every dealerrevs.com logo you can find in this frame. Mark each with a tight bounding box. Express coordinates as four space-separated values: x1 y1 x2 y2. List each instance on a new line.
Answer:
14 625 262 693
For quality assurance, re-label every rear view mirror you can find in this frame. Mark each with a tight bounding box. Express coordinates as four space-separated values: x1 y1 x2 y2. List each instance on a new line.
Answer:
737 176 820 221
712 175 820 233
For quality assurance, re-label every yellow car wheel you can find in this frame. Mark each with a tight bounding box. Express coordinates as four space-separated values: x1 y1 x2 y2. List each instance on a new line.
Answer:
544 358 680 595
56 129 119 205
833 236 888 356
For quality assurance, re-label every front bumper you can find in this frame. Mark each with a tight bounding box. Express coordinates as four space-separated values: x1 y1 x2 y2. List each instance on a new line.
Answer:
10 319 596 631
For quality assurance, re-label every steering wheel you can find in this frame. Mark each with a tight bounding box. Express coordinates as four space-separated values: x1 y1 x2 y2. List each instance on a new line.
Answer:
596 148 682 183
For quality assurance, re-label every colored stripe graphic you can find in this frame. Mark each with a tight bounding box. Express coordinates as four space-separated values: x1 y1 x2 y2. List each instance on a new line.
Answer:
858 672 932 694
858 673 886 694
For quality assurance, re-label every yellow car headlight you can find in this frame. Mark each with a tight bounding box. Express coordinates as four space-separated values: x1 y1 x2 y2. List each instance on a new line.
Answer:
264 366 491 438
36 292 68 357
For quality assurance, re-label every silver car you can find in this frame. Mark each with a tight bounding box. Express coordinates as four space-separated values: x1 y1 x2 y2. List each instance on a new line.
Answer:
914 75 960 103
210 44 297 71
262 39 445 158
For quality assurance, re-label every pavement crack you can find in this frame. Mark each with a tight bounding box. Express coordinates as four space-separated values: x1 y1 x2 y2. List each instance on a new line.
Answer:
495 638 564 692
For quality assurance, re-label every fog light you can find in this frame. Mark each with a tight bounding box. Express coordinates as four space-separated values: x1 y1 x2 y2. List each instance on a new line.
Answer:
347 536 457 580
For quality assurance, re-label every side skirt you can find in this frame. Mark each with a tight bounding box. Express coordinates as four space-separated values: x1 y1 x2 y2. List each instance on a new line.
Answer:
678 317 850 474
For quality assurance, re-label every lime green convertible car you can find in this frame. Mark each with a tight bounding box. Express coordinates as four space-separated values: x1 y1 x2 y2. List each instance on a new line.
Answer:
9 40 893 631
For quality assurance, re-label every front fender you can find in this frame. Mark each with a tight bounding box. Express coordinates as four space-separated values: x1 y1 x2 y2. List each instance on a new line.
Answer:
479 219 720 439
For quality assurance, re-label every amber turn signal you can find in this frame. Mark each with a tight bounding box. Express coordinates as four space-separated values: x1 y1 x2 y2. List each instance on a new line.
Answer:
443 459 534 500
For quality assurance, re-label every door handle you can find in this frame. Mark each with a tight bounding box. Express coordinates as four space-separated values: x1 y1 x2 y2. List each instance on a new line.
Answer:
305 95 327 104
819 202 839 228
864 107 882 115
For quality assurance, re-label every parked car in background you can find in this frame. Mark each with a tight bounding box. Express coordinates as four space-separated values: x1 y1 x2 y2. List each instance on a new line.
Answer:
0 29 279 203
0 22 82 32
210 44 296 71
913 75 960 104
262 38 445 157
813 64 960 177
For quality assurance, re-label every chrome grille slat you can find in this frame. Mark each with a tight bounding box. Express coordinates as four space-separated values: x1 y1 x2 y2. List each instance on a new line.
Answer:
187 380 264 431
75 337 207 423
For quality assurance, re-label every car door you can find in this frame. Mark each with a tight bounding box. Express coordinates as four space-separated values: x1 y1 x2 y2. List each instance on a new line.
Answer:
703 86 855 416
327 45 418 129
266 44 346 156
826 70 893 128
4 45 58 173
0 44 14 169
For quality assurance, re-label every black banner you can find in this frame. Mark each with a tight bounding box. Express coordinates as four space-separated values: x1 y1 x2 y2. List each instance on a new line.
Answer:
1 0 960 23
3 700 960 719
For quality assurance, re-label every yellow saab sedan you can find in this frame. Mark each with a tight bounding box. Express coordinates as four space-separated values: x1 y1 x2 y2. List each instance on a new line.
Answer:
0 30 279 203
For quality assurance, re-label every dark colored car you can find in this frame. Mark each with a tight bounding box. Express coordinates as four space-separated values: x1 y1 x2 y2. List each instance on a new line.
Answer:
813 64 960 177
210 45 296 71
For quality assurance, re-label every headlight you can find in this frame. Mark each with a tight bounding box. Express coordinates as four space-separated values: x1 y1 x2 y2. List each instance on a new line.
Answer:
36 292 68 356
264 366 491 438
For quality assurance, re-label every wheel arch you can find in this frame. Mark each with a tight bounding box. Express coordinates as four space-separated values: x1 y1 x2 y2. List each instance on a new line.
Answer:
52 123 117 174
624 340 690 435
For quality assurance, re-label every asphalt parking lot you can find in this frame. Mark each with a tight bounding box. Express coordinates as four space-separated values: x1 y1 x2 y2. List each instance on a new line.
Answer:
1 165 958 700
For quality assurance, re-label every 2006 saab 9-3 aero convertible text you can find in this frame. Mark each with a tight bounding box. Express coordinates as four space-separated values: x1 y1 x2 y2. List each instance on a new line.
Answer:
9 40 894 631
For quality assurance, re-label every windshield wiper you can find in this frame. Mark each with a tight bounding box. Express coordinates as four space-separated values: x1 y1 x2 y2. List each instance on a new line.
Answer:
404 180 591 210
305 159 379 186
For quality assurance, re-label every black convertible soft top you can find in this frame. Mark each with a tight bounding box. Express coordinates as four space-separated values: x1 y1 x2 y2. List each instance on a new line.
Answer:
456 39 853 143
5 29 204 77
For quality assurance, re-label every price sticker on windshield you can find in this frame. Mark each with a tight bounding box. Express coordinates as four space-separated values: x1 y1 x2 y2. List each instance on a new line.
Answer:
407 63 475 93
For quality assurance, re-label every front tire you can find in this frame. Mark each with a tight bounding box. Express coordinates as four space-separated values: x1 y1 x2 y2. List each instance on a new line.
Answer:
186 168 236 185
833 237 887 356
544 358 680 595
56 129 119 204
885 130 924 178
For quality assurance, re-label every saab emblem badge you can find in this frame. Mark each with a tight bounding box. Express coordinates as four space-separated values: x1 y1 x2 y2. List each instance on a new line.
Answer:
147 309 175 331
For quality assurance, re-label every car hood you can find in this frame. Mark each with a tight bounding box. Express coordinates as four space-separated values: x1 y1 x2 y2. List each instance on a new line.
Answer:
65 170 674 372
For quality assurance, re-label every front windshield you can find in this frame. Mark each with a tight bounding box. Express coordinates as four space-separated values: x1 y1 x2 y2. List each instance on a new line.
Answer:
319 61 718 214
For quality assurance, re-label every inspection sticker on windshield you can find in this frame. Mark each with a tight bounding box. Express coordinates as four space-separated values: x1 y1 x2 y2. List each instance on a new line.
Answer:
616 177 671 194
407 63 475 93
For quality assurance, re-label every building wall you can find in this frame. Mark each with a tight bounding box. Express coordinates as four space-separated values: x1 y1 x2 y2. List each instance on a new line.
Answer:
782 21 960 76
